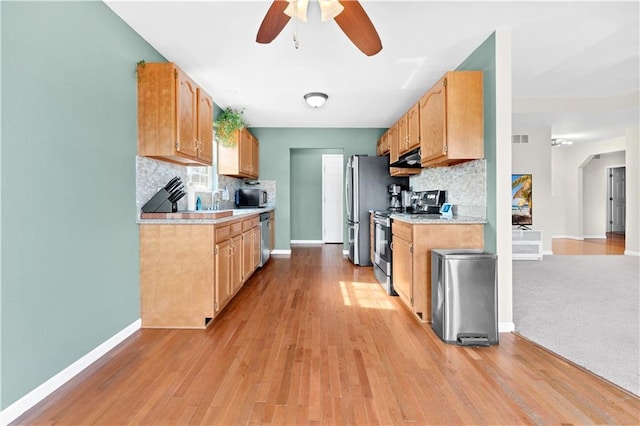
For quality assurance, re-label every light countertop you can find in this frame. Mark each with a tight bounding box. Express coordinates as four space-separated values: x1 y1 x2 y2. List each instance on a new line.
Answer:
390 213 486 225
137 206 274 225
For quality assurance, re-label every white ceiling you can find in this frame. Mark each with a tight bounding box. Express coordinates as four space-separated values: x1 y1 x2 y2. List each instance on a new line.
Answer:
105 0 639 143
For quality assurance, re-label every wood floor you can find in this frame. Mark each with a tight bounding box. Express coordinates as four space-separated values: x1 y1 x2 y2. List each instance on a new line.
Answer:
553 233 625 255
13 245 638 425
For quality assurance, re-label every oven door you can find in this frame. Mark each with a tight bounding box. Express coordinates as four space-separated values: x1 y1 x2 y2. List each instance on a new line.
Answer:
374 217 392 275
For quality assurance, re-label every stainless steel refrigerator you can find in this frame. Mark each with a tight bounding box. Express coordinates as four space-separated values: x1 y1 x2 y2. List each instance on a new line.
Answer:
345 155 407 266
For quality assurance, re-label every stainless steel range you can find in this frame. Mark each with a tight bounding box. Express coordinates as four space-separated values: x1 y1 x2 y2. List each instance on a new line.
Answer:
372 210 396 295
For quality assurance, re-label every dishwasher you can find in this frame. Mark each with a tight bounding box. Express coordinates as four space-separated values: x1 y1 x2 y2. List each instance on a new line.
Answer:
259 212 271 267
431 249 498 345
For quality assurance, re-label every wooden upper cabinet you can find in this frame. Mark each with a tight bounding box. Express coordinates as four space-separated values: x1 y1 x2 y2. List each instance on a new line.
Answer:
420 71 483 167
218 128 259 179
137 62 213 166
377 131 389 156
197 90 214 164
389 121 420 177
397 113 409 155
406 102 420 151
176 71 198 159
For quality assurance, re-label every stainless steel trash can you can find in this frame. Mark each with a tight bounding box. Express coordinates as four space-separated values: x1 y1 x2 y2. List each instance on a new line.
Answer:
431 249 498 345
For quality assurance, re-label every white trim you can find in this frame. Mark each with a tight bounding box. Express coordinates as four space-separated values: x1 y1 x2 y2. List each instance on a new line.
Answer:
499 322 515 333
552 235 584 240
291 240 323 245
1 319 141 426
624 250 640 256
583 234 606 239
271 249 292 255
542 250 553 256
343 250 349 256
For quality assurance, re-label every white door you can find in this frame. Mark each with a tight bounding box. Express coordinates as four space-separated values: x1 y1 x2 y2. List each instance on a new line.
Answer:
609 167 626 233
322 154 344 243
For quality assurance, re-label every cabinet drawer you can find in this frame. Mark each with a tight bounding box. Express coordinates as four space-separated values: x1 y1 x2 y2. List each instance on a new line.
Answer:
392 220 412 242
230 220 242 236
215 224 230 242
242 215 259 231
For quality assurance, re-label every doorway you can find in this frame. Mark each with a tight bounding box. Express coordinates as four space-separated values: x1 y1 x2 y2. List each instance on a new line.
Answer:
322 154 344 243
607 166 625 234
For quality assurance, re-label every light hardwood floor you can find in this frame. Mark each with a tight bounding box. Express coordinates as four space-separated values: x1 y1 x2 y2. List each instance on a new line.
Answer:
553 233 625 255
13 245 638 425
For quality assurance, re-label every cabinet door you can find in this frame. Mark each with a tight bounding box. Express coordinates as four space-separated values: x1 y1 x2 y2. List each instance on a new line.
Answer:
397 113 409 155
419 76 446 165
197 89 213 164
231 235 243 292
214 239 232 313
407 102 420 151
392 236 412 308
242 230 253 280
176 68 199 159
252 226 261 270
248 133 259 178
239 129 253 176
269 217 275 251
389 124 400 164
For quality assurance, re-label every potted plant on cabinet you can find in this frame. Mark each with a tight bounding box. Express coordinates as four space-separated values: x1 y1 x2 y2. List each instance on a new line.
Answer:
214 107 246 148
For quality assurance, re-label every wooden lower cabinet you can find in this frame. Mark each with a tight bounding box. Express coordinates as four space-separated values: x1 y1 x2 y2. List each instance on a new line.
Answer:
140 213 265 329
391 220 484 323
214 238 233 315
140 224 214 329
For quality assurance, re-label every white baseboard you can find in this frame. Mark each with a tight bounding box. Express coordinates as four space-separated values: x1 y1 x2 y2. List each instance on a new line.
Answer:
583 234 606 239
271 249 291 255
290 240 323 245
552 235 584 240
625 250 640 256
542 250 553 256
499 322 515 333
343 250 349 256
1 319 141 426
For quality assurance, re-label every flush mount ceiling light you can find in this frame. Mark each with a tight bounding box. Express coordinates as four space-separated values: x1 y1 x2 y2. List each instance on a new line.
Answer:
304 92 328 108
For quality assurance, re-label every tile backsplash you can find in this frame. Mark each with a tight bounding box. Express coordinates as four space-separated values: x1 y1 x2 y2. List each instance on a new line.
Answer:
136 156 276 215
409 159 486 218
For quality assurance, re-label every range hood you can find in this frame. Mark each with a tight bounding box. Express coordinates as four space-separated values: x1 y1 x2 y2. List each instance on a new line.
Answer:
389 147 421 168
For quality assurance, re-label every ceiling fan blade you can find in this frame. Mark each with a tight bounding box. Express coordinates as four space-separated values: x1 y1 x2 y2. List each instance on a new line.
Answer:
256 0 291 44
333 0 382 56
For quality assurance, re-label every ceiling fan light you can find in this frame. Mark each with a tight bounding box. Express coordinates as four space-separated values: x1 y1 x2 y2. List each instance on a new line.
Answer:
284 0 309 23
319 0 344 21
304 92 328 108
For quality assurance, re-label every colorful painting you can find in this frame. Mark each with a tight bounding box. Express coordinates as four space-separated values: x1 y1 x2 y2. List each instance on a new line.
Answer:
512 174 532 226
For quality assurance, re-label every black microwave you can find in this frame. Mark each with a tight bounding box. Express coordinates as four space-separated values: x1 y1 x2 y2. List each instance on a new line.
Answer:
235 188 267 208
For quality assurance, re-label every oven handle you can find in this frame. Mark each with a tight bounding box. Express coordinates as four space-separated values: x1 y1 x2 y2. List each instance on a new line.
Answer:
373 215 391 227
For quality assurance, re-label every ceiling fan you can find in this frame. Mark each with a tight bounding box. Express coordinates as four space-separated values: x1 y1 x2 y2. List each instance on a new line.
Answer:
256 0 383 56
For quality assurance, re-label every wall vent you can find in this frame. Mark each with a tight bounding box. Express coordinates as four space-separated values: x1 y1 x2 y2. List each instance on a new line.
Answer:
512 134 529 144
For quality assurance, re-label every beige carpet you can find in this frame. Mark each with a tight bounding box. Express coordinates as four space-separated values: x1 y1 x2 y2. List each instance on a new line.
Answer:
513 255 640 396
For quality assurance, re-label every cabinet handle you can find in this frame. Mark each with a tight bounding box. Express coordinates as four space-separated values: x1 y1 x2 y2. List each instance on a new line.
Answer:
390 241 394 250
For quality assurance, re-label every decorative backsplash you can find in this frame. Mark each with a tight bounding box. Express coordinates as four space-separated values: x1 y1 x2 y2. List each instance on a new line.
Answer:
410 159 486 218
136 156 276 215
136 156 188 213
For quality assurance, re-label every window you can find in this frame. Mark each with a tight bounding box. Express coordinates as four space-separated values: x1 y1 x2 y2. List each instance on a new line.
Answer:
186 141 218 190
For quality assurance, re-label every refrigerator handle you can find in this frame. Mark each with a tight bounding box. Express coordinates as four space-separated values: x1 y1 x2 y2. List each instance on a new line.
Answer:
345 160 352 220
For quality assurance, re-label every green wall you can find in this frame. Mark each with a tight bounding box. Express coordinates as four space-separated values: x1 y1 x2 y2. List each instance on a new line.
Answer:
457 33 497 253
290 148 343 241
250 128 384 249
1 1 164 409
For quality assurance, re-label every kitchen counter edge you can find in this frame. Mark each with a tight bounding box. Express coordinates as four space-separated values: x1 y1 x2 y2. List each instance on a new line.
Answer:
137 207 275 225
390 213 486 225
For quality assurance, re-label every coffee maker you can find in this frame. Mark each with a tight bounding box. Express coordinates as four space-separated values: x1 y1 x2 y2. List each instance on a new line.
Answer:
388 184 404 212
